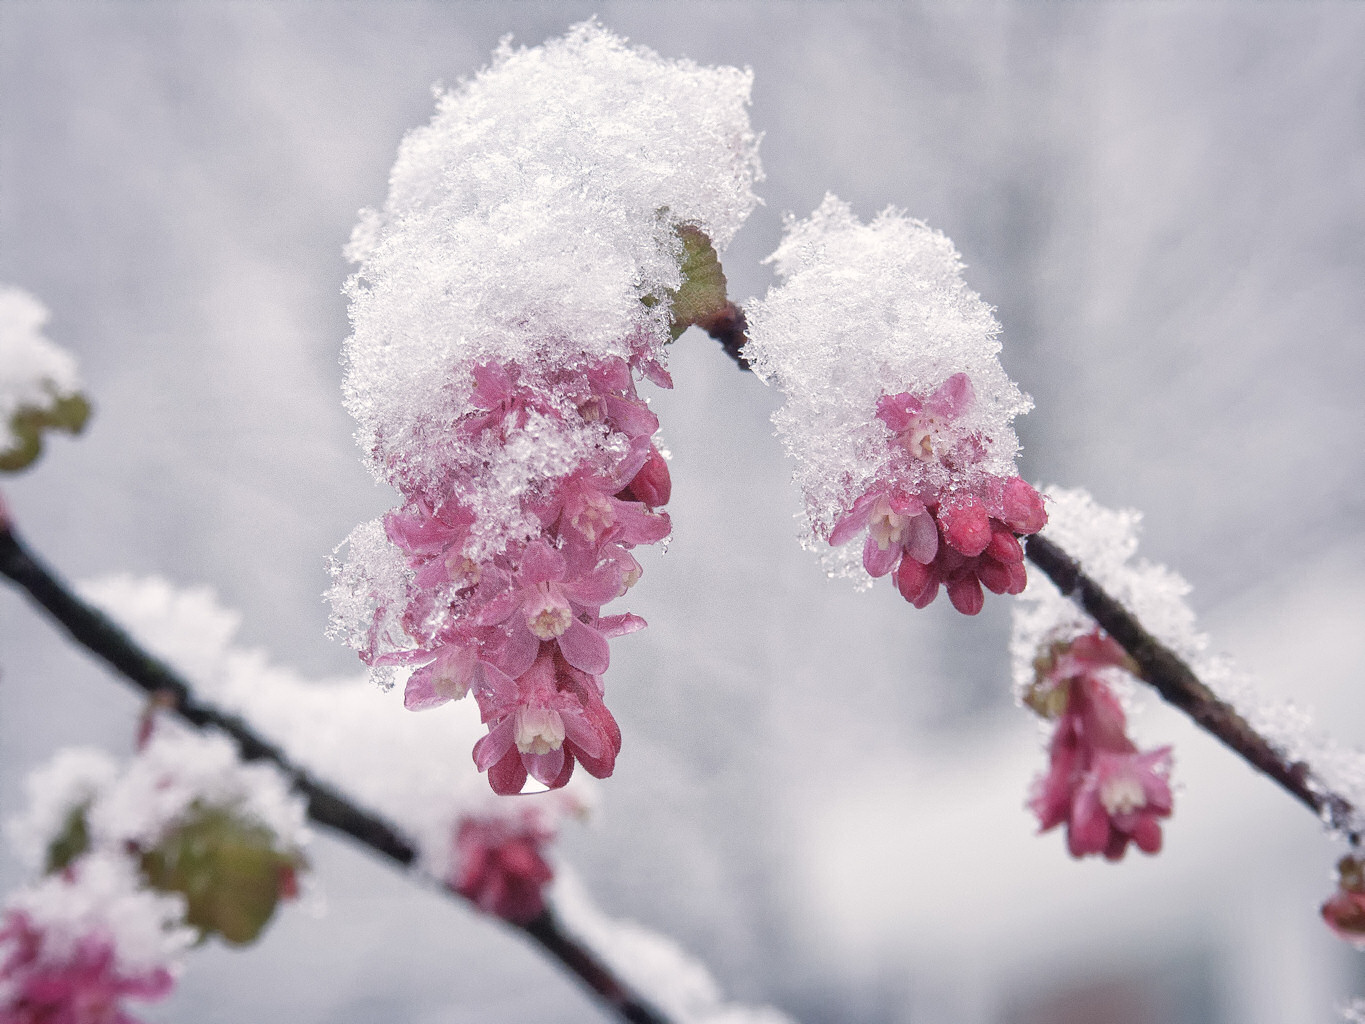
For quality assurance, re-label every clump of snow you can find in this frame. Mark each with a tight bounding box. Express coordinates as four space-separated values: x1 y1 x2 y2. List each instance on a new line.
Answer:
342 18 761 506
743 195 1033 582
78 574 589 877
553 871 799 1024
1 853 193 977
0 286 80 425
86 727 309 857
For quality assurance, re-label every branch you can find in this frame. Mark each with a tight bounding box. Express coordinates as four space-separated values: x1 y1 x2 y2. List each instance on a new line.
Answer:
1023 533 1359 842
705 305 1360 844
0 520 671 1024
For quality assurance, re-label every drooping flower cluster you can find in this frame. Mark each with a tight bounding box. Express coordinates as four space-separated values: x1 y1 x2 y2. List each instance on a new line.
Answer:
1024 630 1173 859
0 854 192 1024
743 196 1045 613
0 286 90 473
371 357 673 795
329 22 761 793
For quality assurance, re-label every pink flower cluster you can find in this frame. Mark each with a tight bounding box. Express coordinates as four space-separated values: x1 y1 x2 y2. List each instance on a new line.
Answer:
376 356 671 794
0 912 174 1024
829 374 1047 615
1026 630 1174 860
450 813 557 925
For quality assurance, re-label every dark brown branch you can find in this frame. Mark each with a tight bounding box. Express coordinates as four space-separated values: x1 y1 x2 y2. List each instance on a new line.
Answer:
0 521 670 1024
1024 533 1359 842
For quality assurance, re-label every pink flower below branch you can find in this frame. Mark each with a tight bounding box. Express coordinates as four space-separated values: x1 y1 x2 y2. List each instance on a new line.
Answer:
1025 630 1174 861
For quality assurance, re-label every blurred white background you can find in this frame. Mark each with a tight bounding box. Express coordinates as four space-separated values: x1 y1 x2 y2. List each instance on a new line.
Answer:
3 4 1364 1022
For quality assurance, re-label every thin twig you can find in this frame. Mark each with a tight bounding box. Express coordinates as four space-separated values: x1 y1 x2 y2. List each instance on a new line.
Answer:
0 522 670 1024
1023 533 1359 842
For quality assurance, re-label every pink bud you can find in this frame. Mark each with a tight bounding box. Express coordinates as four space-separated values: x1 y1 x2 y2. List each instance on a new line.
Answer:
938 499 992 557
626 446 671 507
1001 476 1047 535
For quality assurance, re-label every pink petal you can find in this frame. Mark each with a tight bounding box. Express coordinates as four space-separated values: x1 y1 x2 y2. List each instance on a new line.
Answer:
830 490 881 546
558 620 610 675
403 665 448 711
940 499 992 557
519 540 566 584
560 708 605 760
904 511 939 564
926 372 974 418
1001 476 1047 534
493 622 541 679
946 574 985 615
524 747 566 787
473 717 517 772
598 613 646 639
862 534 901 578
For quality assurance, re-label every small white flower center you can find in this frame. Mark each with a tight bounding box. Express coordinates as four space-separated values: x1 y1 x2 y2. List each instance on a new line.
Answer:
868 498 908 551
515 706 566 755
1099 773 1147 816
525 584 573 639
901 415 944 461
570 491 614 543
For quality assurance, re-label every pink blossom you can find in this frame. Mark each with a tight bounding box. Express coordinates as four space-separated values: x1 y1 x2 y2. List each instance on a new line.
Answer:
1065 748 1173 859
472 650 621 794
0 913 173 1024
473 539 630 677
1026 630 1174 861
830 374 1046 615
450 814 555 924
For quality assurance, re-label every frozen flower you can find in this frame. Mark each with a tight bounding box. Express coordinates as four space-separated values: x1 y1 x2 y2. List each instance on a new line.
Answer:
744 196 1043 612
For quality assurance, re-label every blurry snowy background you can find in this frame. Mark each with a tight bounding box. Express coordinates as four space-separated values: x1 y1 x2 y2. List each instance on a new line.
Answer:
3 3 1365 1022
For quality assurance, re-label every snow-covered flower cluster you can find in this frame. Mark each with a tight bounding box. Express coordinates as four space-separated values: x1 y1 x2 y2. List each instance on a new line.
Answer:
0 726 307 1023
0 285 89 474
329 21 762 793
743 196 1045 614
0 854 193 1024
7 726 309 946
